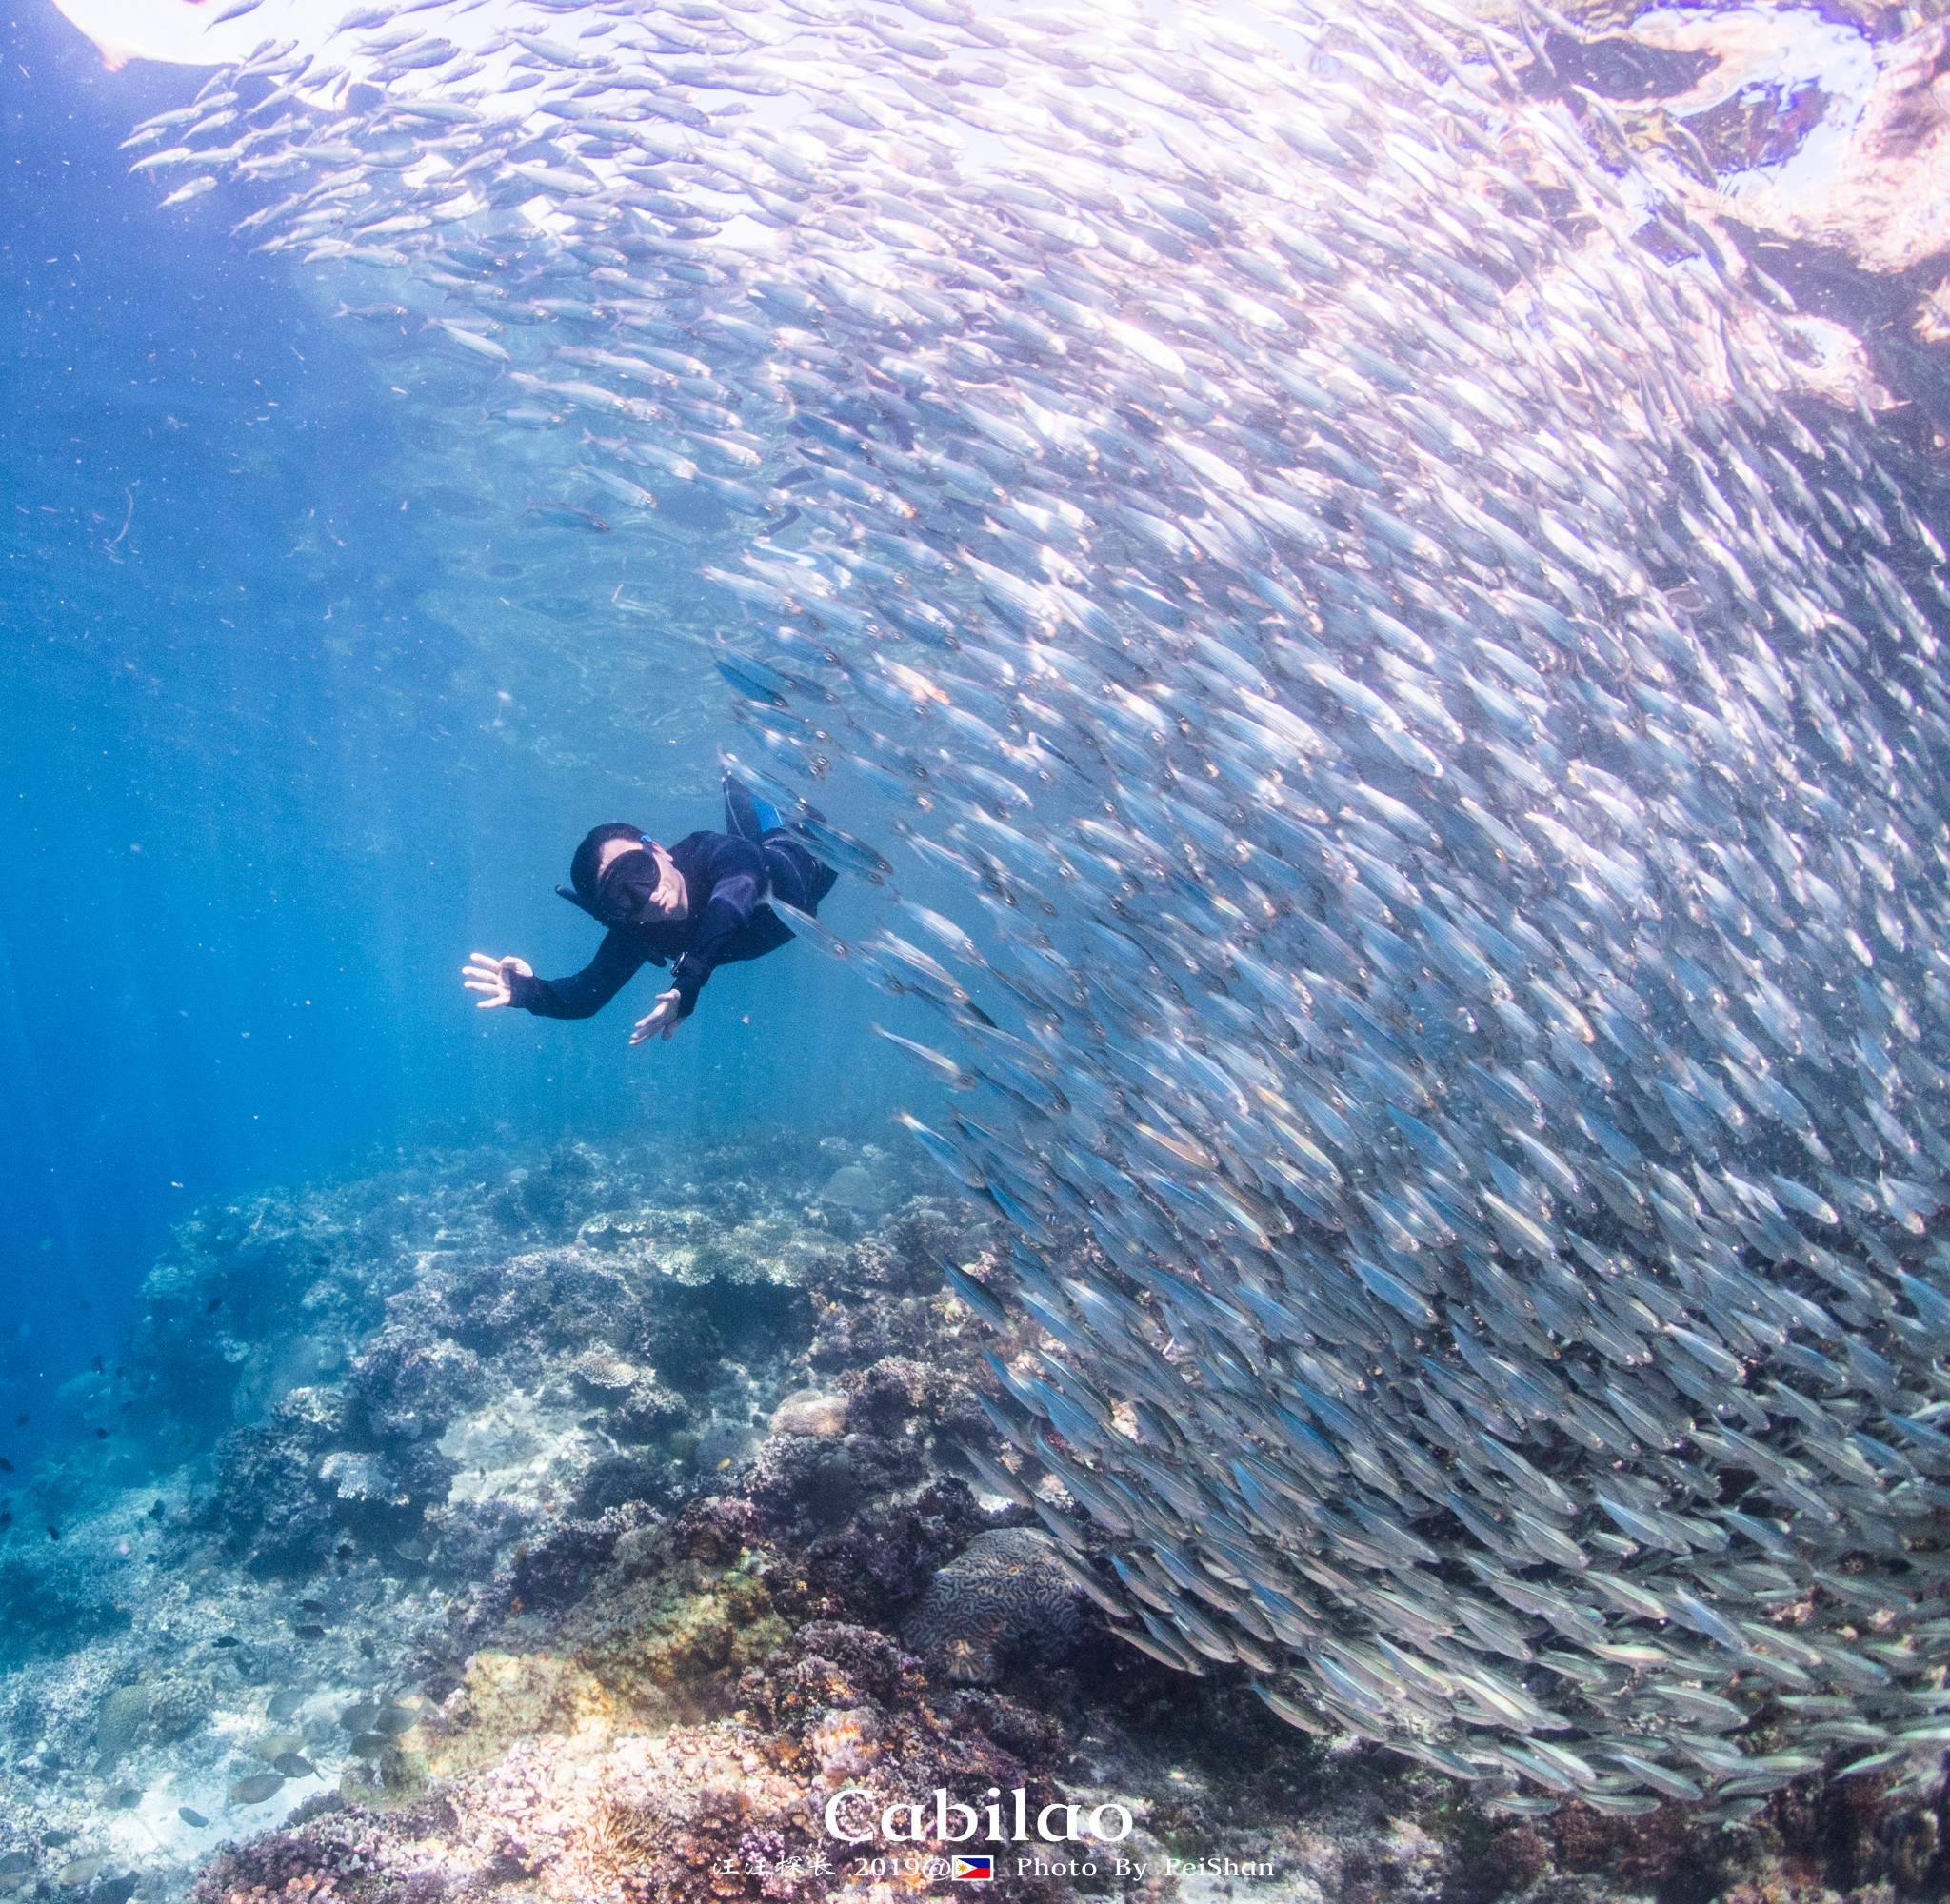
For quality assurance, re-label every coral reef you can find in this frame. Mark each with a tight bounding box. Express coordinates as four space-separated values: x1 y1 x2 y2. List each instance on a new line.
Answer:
4 1135 1948 1904
902 1532 1083 1686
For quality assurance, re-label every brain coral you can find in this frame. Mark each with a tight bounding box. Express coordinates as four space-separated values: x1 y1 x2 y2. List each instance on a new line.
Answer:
902 1528 1082 1684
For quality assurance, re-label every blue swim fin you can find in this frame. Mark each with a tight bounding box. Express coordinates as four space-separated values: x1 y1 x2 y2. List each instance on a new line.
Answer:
723 770 782 841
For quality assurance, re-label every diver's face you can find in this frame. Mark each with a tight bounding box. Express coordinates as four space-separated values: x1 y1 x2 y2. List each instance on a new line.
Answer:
596 835 646 880
637 844 687 921
595 839 686 923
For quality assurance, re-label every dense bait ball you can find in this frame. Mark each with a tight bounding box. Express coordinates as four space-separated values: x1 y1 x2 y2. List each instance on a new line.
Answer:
142 0 1950 1812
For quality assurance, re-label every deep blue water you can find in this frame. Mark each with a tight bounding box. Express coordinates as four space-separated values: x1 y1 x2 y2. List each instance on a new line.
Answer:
0 10 898 1443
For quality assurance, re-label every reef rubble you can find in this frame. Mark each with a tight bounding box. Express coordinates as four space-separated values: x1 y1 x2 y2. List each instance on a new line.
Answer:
1 1138 1946 1904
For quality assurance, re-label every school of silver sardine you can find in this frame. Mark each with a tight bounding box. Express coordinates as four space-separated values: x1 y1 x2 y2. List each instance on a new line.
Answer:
128 0 1950 1818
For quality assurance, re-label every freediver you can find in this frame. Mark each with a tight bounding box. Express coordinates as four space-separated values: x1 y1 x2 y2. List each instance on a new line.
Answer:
463 773 837 1043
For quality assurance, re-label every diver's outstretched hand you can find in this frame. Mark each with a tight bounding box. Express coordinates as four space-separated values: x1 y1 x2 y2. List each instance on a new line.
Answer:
630 989 685 1045
463 952 533 1008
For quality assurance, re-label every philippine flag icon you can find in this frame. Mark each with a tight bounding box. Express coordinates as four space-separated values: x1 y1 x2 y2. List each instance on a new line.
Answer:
952 1856 994 1881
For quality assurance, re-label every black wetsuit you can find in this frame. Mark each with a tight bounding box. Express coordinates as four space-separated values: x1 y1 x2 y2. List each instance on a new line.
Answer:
508 828 830 1021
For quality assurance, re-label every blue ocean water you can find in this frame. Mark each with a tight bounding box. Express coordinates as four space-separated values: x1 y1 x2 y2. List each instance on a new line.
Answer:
0 11 898 1449
10 0 1950 1881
